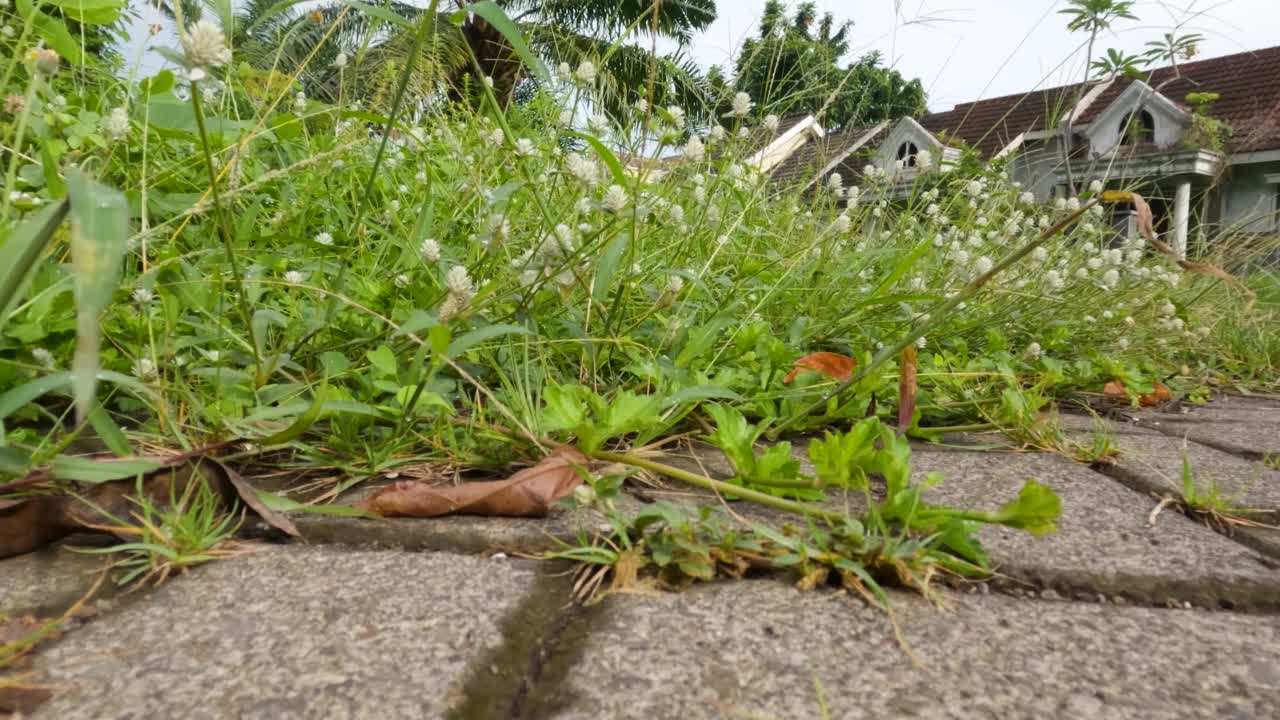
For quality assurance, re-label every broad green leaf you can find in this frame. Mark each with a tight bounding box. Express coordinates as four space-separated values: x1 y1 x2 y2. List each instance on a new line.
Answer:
63 170 129 422
255 387 326 445
592 230 629 304
87 403 131 457
993 479 1061 535
540 384 588 433
0 446 34 475
666 386 741 406
45 0 124 24
254 489 378 518
0 200 69 331
49 455 162 483
17 0 87 65
139 70 175 96
366 345 398 378
396 309 438 337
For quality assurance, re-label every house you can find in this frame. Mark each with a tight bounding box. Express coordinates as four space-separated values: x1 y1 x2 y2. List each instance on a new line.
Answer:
760 45 1280 257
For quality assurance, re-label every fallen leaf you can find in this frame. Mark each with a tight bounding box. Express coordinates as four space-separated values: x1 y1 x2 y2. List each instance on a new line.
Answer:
898 345 918 430
0 684 53 715
214 460 300 538
783 352 857 384
1102 380 1172 407
357 445 590 518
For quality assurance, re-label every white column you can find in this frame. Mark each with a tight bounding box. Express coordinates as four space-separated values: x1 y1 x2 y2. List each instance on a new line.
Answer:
1172 180 1191 259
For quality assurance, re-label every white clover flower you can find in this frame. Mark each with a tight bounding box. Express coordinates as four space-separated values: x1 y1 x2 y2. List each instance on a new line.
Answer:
394 273 411 289
32 347 54 369
965 180 983 197
315 232 334 246
602 184 628 213
334 53 350 70
284 270 305 284
1124 315 1136 326
665 274 685 294
1074 268 1089 280
132 357 157 381
846 186 861 206
634 97 648 114
667 205 685 225
954 249 969 264
665 105 685 130
729 92 753 117
974 256 994 275
588 113 608 135
916 336 928 349
1101 268 1120 288
727 164 744 180
1117 337 1130 350
1102 310 1114 320
557 109 573 127
1088 180 1103 193
827 172 843 192
705 206 720 223
180 20 232 74
575 60 597 84
708 125 726 143
1025 342 1043 360
553 223 576 253
1031 246 1048 261
419 238 441 264
1087 257 1103 270
389 199 402 213
1195 326 1211 338
132 287 155 304
762 114 780 133
557 62 572 80
692 186 707 204
446 265 474 298
1 26 13 39
737 126 751 139
103 106 129 142
683 134 705 162
565 152 600 185
1065 197 1081 212
438 293 467 321
830 213 852 234
483 76 494 88
1045 270 1064 289
514 138 536 157
1160 301 1176 316
489 127 504 145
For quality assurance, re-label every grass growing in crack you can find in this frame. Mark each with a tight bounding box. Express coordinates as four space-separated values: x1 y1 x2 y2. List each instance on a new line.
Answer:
72 476 248 587
1149 443 1274 533
551 414 1058 609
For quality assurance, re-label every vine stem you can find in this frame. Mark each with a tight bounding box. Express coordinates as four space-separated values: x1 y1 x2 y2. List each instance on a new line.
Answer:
590 449 849 524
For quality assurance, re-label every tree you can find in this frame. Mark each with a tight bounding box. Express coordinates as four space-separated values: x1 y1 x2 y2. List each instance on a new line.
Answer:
716 1 925 129
164 0 716 116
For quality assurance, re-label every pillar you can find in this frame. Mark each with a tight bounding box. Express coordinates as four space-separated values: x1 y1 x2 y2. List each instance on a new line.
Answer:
1172 180 1191 259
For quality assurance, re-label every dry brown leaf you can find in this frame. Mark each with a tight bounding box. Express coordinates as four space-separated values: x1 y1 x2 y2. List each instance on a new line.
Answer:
898 345 918 430
0 684 53 715
357 445 590 518
1102 380 1172 407
783 352 857 384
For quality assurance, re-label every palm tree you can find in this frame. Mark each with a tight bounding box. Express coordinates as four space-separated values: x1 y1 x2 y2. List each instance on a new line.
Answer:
158 0 717 117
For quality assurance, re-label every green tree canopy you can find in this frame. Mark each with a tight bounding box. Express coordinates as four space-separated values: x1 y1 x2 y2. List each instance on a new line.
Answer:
716 1 926 129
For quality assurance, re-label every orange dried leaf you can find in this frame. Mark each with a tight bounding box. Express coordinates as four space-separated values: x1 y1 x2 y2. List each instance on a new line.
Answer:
1103 380 1128 399
357 446 590 518
1139 382 1172 407
783 352 857 384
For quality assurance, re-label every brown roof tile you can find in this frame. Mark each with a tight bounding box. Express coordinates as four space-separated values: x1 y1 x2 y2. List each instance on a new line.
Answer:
769 124 886 189
920 45 1280 156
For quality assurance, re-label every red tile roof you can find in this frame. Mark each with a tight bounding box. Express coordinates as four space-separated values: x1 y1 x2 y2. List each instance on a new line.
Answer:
921 45 1280 156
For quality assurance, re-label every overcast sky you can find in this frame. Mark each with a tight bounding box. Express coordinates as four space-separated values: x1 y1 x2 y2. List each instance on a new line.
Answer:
659 0 1280 110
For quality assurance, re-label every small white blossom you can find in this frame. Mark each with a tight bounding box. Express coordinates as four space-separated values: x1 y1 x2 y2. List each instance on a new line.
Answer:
762 114 780 133
683 134 705 162
1160 301 1176 316
665 105 685 130
588 113 608 135
284 270 305 284
965 180 983 197
1025 342 1043 360
1045 270 1064 289
514 138 536 157
974 256 994 275
916 336 928 349
1088 180 1103 193
180 20 232 74
314 232 334 246
665 274 685 294
708 125 726 143
729 92 753 117
420 238 441 263
489 128 505 145
334 52 348 69
395 273 411 289
827 172 843 192
103 107 130 142
602 184 628 213
132 287 155 304
557 62 572 80
565 152 600 185
831 214 852 234
32 347 54 369
1101 268 1120 288
446 265 474 298
132 357 157 381
1065 197 1081 212
575 60 597 84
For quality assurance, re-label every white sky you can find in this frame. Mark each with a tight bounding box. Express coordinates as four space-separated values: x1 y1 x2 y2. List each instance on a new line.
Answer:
660 0 1280 110
126 1 1278 112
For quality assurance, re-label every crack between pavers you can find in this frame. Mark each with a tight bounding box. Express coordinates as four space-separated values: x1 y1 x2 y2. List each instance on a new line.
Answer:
445 561 597 720
1133 421 1272 463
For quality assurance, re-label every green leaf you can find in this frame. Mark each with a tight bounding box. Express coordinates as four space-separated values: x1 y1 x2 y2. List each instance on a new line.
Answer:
255 388 326 445
49 455 162 484
564 132 628 186
450 1 550 86
17 0 87 65
87 404 131 457
704 404 758 478
139 70 175 96
666 385 741 406
0 370 153 421
992 480 1061 536
253 489 378 518
0 200 68 332
0 446 34 475
396 309 438 337
591 231 628 304
366 345 397 378
541 384 589 433
66 170 129 422
446 323 530 358
40 143 66 199
44 0 124 24
601 391 663 438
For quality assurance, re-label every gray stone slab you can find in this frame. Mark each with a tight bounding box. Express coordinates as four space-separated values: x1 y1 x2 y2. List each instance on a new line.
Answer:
1131 395 1280 458
0 540 121 617
536 580 1280 720
27 545 550 719
911 448 1280 610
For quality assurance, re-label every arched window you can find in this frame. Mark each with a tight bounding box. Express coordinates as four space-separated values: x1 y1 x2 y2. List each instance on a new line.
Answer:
896 141 920 168
1119 110 1155 145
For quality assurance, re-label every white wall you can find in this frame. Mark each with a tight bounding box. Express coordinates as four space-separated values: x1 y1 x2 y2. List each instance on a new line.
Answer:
1220 164 1279 232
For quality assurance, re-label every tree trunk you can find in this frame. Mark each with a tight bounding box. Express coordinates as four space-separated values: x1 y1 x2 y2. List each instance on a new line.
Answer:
451 16 523 106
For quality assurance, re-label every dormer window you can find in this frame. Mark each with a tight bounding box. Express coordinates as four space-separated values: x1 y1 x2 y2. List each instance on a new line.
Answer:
897 141 920 168
1119 110 1155 145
